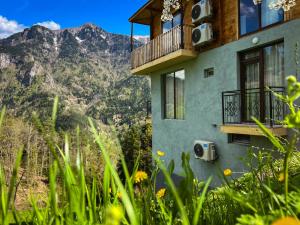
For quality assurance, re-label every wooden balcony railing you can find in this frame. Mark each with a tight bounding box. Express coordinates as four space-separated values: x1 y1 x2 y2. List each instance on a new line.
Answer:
131 24 194 70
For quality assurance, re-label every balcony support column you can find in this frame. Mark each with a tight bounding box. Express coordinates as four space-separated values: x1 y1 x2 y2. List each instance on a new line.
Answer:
150 11 154 40
180 0 185 49
130 22 134 52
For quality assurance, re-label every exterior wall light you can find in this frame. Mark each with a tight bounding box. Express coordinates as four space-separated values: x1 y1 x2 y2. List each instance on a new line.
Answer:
252 37 259 45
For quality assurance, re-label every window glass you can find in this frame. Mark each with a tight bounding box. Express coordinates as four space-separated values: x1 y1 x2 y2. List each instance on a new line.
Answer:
243 51 260 60
240 0 284 35
261 0 284 27
163 70 185 119
165 74 175 119
264 42 284 86
163 20 172 33
240 0 259 35
175 70 185 119
173 13 182 28
229 134 250 145
162 12 182 33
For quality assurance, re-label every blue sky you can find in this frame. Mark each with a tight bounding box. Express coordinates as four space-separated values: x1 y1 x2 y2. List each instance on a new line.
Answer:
0 0 150 38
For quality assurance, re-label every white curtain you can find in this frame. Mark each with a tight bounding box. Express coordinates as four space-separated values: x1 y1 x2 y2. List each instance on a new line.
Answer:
165 74 175 119
175 70 185 120
264 42 284 87
245 62 260 89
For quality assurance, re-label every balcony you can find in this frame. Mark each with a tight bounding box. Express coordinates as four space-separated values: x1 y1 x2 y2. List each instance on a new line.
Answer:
131 25 198 75
220 87 287 136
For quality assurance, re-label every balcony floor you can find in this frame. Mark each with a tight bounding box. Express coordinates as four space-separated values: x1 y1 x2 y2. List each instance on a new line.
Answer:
220 123 287 137
131 49 198 75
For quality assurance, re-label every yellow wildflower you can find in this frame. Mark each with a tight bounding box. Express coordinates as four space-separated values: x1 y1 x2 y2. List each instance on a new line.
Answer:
157 150 165 157
278 172 285 182
271 217 300 225
117 192 122 199
105 205 123 225
134 171 148 183
156 188 166 199
223 169 232 177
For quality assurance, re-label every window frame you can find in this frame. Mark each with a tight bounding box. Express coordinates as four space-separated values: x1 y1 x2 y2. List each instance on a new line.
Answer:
162 69 185 120
161 11 182 34
238 0 284 37
239 40 284 122
228 134 251 145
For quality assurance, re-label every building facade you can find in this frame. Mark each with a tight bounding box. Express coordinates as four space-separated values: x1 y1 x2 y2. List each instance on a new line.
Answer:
129 0 300 185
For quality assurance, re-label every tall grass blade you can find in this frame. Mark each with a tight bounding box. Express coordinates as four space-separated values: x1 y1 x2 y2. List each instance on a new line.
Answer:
51 96 59 130
192 176 212 225
0 106 6 131
155 156 190 225
252 117 285 153
89 118 139 225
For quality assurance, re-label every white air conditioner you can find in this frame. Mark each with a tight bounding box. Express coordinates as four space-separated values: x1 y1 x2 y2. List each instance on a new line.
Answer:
192 0 212 24
194 140 216 162
192 23 213 47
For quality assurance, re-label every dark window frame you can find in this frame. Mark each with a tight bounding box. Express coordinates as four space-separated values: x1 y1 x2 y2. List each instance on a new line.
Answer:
239 40 284 123
238 0 284 37
204 67 215 78
228 134 251 145
162 69 185 120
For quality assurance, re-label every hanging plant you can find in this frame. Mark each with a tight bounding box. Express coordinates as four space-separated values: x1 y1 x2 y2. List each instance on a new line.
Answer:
253 0 296 11
161 0 182 21
269 0 296 11
161 0 297 22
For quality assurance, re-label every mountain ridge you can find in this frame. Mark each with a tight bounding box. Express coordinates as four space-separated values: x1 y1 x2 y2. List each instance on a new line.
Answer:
0 23 150 128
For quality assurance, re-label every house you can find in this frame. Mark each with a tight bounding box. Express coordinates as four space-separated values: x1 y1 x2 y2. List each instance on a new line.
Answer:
129 0 300 185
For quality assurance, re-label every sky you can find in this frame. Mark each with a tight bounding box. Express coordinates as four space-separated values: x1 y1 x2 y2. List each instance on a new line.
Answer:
0 0 150 38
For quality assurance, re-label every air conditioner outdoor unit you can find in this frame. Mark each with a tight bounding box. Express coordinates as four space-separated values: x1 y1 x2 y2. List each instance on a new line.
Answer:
194 140 216 162
192 0 212 24
192 23 213 47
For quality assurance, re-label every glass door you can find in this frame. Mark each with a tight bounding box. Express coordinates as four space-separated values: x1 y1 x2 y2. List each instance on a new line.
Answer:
162 12 182 54
241 50 263 122
240 42 284 124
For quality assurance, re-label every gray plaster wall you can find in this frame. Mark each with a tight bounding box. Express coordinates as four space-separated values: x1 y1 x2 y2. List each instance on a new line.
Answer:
150 19 300 186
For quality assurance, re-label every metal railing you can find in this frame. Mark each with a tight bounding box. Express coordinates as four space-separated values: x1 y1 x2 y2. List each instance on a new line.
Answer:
222 87 285 127
131 24 194 70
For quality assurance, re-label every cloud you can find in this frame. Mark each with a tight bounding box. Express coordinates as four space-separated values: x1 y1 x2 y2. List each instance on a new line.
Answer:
0 16 26 39
36 21 61 30
240 3 257 17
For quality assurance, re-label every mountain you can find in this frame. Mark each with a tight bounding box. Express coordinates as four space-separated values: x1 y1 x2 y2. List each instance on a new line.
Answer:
133 35 150 44
0 23 150 129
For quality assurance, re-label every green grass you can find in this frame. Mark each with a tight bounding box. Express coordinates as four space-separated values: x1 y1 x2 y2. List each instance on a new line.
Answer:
1 76 300 225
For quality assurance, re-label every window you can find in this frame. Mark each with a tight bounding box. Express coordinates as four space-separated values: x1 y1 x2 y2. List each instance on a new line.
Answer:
228 134 251 145
240 42 284 122
162 12 182 33
239 0 284 36
163 70 185 119
204 68 214 78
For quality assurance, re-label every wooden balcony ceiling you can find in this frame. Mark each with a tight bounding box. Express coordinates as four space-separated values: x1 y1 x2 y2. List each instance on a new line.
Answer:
220 124 287 137
131 49 198 75
129 0 162 25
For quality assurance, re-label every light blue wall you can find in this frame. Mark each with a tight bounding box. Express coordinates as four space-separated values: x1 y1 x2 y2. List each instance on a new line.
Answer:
150 19 300 186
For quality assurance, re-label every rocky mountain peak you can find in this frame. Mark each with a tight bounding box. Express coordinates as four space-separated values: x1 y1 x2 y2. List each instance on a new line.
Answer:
81 23 100 30
0 23 150 127
0 22 143 63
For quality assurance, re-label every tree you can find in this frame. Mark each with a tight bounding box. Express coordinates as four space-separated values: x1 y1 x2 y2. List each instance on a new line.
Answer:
120 122 152 175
